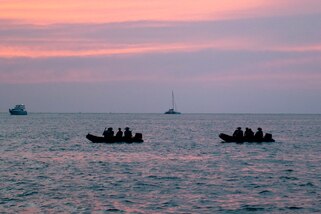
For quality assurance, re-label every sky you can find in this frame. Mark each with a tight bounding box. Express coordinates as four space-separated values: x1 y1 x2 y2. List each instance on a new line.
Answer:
1 0 321 113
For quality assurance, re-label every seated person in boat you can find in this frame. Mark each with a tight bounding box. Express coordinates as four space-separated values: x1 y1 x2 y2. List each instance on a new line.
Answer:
244 127 254 141
103 127 114 138
254 127 263 140
115 128 123 140
233 127 244 141
124 127 132 139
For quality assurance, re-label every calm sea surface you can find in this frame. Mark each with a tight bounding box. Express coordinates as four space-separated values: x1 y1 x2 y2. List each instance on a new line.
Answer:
1 113 321 213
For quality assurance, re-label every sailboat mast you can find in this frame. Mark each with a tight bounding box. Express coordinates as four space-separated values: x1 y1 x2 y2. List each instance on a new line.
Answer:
164 90 180 114
172 91 175 110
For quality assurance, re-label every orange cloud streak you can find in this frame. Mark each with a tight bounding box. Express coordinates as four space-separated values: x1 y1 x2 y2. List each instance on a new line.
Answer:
2 39 320 58
0 0 269 24
0 39 254 58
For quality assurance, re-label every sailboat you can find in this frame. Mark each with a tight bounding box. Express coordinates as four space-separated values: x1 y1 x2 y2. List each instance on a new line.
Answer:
164 91 181 114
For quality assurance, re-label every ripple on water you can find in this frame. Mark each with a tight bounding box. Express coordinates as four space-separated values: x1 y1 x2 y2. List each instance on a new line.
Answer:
1 113 321 213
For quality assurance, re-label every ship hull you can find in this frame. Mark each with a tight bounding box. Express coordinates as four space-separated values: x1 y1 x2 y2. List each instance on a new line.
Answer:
164 111 181 114
86 133 143 143
9 109 28 115
219 133 275 143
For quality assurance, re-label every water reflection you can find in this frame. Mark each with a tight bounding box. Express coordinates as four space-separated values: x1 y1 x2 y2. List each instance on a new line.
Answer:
1 113 321 213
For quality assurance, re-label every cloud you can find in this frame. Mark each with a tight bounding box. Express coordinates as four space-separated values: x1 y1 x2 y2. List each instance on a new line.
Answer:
1 1 321 113
1 48 321 92
1 0 321 25
1 13 321 58
0 0 269 24
1 12 321 90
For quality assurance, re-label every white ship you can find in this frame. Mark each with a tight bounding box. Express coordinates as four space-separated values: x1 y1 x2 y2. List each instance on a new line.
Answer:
9 104 28 115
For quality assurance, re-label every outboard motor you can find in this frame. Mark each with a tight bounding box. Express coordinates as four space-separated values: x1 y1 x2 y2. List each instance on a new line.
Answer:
264 133 273 141
134 133 143 142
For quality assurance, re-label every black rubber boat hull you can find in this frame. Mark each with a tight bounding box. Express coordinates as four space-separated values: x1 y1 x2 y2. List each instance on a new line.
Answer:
86 133 144 143
219 133 275 143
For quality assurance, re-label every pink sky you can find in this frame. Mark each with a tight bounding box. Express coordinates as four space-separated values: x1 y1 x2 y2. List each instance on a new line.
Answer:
1 0 320 24
0 1 277 24
0 0 321 113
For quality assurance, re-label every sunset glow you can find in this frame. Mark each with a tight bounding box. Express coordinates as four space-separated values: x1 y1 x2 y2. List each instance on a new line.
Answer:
0 0 269 24
1 0 321 113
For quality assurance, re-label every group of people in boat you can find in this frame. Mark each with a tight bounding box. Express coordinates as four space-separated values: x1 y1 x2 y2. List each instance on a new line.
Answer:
232 127 269 141
103 127 133 140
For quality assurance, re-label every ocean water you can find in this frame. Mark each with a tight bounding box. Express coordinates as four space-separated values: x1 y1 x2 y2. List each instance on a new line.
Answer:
1 113 321 213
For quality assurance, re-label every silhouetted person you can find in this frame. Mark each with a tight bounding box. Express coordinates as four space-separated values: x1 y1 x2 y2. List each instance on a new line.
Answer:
116 128 123 140
124 127 132 139
233 127 243 141
244 127 254 141
103 127 114 138
255 127 263 141
103 127 108 137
